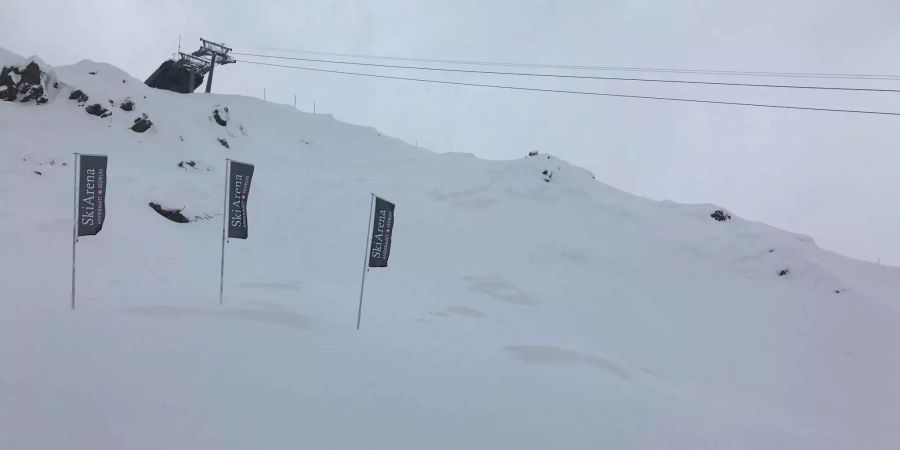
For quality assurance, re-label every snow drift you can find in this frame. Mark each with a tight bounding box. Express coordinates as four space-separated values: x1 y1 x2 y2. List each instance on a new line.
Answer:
1 48 899 450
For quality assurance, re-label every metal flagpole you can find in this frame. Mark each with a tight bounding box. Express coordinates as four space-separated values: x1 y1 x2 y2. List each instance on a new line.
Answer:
356 193 375 330
70 153 79 310
219 159 230 305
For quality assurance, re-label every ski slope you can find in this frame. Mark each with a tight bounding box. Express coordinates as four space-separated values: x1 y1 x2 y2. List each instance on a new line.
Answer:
2 48 899 449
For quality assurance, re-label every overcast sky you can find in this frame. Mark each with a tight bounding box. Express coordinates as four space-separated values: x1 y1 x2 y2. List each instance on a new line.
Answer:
4 0 899 265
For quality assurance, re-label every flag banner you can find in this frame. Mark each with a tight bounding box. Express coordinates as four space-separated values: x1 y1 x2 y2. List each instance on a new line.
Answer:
77 154 108 237
368 197 395 267
227 161 254 239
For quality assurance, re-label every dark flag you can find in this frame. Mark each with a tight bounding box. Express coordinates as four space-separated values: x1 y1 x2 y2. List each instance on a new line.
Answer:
226 161 254 239
77 154 108 236
368 197 395 267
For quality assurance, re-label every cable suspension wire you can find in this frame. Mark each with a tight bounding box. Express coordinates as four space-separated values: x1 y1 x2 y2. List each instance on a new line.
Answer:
233 51 900 93
237 59 900 117
232 45 900 81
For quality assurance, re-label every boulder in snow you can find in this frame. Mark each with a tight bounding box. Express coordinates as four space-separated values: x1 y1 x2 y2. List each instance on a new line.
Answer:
149 202 190 223
131 114 152 133
68 89 88 103
85 103 110 118
710 210 732 222
212 106 228 126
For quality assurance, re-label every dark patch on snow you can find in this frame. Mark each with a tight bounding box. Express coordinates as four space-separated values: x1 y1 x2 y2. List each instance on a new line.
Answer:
528 150 539 157
177 160 197 169
131 114 152 132
88 71 97 75
149 202 190 223
68 89 88 103
542 169 553 182
710 210 732 222
119 98 134 111
85 103 111 118
218 138 230 149
778 268 790 277
33 171 42 176
212 106 228 126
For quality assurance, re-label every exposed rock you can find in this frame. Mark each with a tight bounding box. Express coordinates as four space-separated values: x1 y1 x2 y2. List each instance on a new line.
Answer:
131 114 152 133
542 169 553 183
177 160 197 169
33 171 42 176
528 150 539 157
149 202 190 223
778 268 790 277
119 98 134 111
218 138 230 149
85 103 111 118
68 89 88 103
710 210 732 222
212 106 228 126
1 61 51 104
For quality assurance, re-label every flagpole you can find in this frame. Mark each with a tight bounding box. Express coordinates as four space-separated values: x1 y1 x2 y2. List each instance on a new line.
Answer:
70 153 79 310
356 193 375 330
219 159 230 305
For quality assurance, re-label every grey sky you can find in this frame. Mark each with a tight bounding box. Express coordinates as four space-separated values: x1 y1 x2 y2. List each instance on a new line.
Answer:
4 0 899 264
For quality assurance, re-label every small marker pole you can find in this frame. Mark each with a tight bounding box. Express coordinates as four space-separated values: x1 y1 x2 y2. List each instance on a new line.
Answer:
219 159 230 305
356 193 375 329
70 153 79 310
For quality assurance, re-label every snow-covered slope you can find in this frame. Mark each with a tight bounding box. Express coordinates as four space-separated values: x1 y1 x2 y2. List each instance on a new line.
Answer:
2 49 899 450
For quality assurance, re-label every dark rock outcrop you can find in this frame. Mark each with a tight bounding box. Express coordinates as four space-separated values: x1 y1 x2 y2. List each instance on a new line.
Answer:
1 61 50 104
212 106 228 126
710 210 731 222
85 103 111 118
119 98 134 111
131 114 152 132
149 202 190 223
68 89 88 103
217 138 229 149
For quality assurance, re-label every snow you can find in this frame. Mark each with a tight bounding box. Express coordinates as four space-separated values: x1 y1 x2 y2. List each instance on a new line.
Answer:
2 48 899 449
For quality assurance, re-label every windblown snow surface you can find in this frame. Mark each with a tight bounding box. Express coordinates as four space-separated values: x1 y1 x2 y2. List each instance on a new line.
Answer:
2 48 899 450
